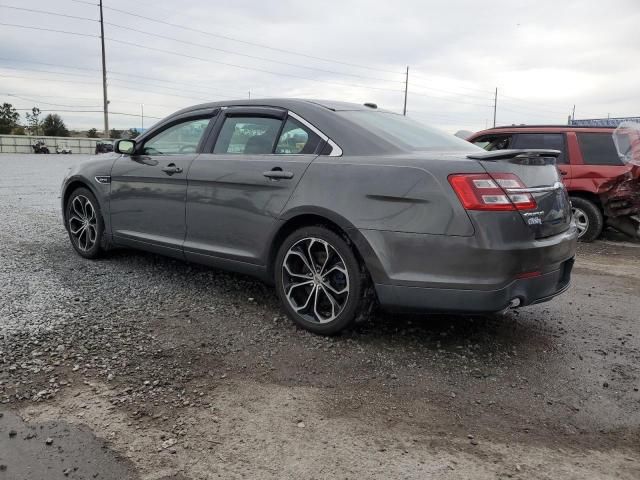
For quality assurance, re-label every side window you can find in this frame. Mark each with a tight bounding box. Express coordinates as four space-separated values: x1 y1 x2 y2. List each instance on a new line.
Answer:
512 133 567 164
213 116 282 154
473 135 514 151
142 118 210 155
577 133 624 166
275 118 322 154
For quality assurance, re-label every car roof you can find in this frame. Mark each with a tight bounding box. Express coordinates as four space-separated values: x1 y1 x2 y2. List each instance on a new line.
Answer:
177 98 387 114
469 125 615 139
153 98 405 155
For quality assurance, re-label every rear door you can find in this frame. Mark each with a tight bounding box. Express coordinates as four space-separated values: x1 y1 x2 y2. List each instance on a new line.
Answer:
184 108 324 266
572 132 628 192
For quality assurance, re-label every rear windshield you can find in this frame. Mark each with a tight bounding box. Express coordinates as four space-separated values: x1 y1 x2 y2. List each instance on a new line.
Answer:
338 111 480 152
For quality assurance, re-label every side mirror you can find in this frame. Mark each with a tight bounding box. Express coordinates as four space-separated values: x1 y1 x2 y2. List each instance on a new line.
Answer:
115 139 136 155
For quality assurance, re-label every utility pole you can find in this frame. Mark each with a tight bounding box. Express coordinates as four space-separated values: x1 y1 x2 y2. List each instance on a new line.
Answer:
402 66 409 116
492 87 498 127
248 90 251 99
99 0 109 137
571 104 576 122
141 104 144 131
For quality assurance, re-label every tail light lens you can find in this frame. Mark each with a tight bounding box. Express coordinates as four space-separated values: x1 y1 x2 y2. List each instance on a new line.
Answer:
448 173 537 211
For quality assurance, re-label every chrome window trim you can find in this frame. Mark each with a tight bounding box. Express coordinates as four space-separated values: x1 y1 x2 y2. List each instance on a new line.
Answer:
505 182 564 194
287 111 343 157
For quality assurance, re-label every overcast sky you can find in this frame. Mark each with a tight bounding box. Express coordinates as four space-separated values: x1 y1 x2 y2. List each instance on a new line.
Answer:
1 0 639 133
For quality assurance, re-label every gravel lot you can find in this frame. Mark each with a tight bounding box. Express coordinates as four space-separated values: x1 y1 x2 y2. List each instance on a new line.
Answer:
1 154 639 479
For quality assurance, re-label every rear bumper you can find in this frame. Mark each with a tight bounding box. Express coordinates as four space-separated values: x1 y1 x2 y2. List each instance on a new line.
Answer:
375 257 574 313
351 223 578 313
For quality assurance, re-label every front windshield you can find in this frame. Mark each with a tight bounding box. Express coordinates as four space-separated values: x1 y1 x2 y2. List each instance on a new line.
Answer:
338 110 481 152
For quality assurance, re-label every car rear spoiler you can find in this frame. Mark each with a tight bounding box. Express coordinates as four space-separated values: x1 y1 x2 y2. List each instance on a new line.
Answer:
467 149 561 165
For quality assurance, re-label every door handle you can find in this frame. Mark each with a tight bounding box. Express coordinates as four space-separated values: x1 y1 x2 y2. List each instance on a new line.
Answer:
560 170 568 176
162 164 183 175
263 169 294 180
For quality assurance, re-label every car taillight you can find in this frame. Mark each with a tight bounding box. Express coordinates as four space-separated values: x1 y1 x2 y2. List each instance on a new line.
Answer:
448 173 537 211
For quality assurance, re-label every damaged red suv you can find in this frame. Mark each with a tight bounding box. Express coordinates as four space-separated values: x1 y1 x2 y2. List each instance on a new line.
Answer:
468 126 636 241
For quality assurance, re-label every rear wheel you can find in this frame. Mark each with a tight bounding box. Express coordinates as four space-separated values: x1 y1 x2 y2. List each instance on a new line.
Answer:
65 187 105 259
571 196 603 242
274 225 371 335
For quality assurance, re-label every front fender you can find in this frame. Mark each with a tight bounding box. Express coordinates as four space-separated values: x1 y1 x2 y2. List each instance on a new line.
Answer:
60 155 119 234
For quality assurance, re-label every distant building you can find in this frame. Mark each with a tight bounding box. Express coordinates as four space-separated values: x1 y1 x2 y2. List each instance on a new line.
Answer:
570 117 640 127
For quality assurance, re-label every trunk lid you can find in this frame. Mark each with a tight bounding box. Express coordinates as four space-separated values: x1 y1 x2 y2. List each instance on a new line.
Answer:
467 149 572 238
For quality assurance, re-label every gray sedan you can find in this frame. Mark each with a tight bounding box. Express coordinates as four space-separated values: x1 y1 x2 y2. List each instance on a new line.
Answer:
61 99 577 334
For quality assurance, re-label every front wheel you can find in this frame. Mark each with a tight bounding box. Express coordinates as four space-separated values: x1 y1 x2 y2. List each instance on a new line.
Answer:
274 226 372 335
571 196 603 242
65 187 105 259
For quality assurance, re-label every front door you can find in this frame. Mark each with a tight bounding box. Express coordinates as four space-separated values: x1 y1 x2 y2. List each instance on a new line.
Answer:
110 116 213 256
184 109 324 267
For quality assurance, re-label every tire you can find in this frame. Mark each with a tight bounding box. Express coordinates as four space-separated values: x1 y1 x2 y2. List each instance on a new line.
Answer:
43 148 50 154
274 225 372 335
65 187 105 259
571 196 603 242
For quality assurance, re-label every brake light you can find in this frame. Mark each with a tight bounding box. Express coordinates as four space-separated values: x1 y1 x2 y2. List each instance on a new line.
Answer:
448 173 537 211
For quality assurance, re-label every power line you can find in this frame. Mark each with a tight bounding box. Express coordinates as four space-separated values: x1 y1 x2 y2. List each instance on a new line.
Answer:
103 22 405 84
410 72 495 95
0 65 97 79
406 93 492 108
0 57 249 97
4 93 102 108
0 4 97 22
0 22 98 38
105 37 407 93
0 64 240 101
70 0 406 76
410 82 494 101
11 107 162 119
0 20 538 110
0 22 404 94
0 73 99 86
0 71 215 104
4 91 176 109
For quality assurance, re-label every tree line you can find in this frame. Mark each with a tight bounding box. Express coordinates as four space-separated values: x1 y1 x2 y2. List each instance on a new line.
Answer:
0 103 138 139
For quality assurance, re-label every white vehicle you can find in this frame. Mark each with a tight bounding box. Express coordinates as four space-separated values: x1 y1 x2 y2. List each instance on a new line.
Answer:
56 144 72 154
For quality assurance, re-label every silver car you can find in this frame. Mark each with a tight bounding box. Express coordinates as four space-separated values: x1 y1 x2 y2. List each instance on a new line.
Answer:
61 99 577 334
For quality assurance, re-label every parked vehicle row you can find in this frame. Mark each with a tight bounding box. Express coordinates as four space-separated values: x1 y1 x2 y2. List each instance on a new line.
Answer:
29 141 73 154
62 99 576 334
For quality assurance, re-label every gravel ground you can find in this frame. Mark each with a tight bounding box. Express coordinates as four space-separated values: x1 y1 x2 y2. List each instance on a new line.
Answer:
1 154 639 479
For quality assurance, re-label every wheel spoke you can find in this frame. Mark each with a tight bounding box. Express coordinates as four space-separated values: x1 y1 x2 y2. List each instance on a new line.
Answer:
306 239 321 273
85 201 95 221
69 213 84 224
72 198 85 219
285 279 313 295
79 227 88 250
87 225 97 244
322 264 347 279
290 284 316 312
322 279 348 296
70 223 86 235
283 250 313 278
318 285 340 320
318 241 331 275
